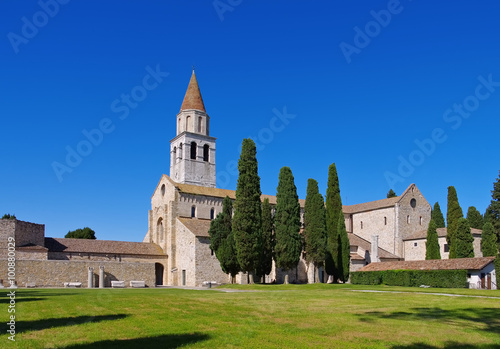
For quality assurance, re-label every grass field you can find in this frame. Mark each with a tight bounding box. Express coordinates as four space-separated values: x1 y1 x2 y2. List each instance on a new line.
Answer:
2 284 500 348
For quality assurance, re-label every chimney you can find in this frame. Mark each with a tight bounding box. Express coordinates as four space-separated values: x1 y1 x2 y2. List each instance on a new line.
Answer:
371 235 380 263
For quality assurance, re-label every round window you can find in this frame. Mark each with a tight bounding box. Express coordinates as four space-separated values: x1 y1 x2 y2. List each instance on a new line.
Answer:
410 198 416 208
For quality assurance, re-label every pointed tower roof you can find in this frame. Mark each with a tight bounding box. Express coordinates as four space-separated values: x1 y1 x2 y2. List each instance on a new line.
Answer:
180 70 206 112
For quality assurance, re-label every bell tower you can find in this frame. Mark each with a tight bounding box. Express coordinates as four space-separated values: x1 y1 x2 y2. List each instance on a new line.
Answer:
170 70 216 187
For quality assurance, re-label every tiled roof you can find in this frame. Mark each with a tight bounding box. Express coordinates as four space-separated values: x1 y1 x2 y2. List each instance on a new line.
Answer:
359 256 496 272
348 233 400 260
178 217 212 237
17 243 48 252
164 175 306 207
45 238 165 256
180 70 206 112
404 227 483 241
342 183 416 214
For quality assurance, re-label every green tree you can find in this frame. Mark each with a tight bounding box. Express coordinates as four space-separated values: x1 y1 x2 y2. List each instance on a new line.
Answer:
274 166 302 284
481 222 498 257
431 202 446 228
386 189 397 198
325 163 342 283
337 214 350 283
65 227 96 239
485 171 500 247
495 253 500 287
217 234 241 283
446 186 463 259
1 214 16 220
258 198 274 283
425 220 441 260
455 218 474 258
233 139 262 284
466 206 483 230
303 178 327 283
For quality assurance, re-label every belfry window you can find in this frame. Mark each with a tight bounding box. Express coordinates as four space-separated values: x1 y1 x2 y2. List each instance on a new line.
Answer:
210 208 215 220
190 142 196 159
198 117 202 133
203 144 209 162
191 206 196 218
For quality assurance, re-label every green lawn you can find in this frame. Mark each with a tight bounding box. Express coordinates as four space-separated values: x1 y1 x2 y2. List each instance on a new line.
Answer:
2 284 500 348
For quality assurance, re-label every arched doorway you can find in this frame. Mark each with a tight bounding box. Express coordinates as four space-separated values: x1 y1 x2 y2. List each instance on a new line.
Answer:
155 263 164 286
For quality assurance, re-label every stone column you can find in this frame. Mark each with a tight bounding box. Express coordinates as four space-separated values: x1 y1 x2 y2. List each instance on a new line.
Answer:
88 267 94 288
99 266 104 288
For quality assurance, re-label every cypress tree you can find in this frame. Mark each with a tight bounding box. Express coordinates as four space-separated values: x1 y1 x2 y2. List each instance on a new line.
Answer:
425 220 441 260
233 138 262 284
455 217 474 258
325 163 342 283
386 189 397 198
217 234 241 283
466 206 484 230
431 202 446 228
481 222 498 257
337 214 350 283
303 178 327 283
446 186 463 259
274 166 302 284
485 171 500 247
258 198 274 283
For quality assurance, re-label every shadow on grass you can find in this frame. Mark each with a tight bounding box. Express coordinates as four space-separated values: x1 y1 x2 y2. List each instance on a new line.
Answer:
358 307 500 335
0 297 45 303
392 342 500 349
62 333 210 348
18 314 128 332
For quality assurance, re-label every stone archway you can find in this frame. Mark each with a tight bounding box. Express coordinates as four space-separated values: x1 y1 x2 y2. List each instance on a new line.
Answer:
155 263 165 286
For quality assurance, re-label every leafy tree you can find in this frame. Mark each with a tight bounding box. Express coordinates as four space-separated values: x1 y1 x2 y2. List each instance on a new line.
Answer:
2 214 16 220
446 186 463 259
485 171 500 247
258 198 274 283
466 206 483 230
495 253 500 287
325 163 342 283
274 166 302 284
208 196 240 282
233 139 262 284
386 189 397 198
65 227 96 239
337 214 350 283
481 222 498 257
303 179 327 283
425 220 441 260
455 218 474 258
431 202 445 228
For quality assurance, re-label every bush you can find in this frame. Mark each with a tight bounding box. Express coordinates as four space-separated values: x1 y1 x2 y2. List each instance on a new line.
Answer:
351 269 467 288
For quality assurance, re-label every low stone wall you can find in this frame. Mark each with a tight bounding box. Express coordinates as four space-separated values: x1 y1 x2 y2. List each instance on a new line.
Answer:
0 259 155 288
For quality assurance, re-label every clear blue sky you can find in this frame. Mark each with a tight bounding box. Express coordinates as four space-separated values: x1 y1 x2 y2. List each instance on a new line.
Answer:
1 1 499 241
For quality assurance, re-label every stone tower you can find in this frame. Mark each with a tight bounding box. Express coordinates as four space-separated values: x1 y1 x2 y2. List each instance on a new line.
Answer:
170 70 216 187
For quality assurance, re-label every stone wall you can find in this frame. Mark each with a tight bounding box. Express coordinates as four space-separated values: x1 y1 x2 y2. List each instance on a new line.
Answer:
195 236 230 286
404 234 483 261
351 207 396 254
0 219 45 258
0 259 155 288
175 218 196 286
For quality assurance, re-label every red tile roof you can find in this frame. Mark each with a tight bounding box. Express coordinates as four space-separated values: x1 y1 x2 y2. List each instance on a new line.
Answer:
178 217 212 237
348 233 400 260
404 227 483 241
180 70 206 112
45 238 165 256
359 256 496 272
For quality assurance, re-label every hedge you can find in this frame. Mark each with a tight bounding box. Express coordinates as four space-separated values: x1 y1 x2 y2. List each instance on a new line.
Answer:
350 269 468 288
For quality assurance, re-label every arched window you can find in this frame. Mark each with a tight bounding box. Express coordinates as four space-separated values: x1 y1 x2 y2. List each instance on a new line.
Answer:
157 218 164 242
210 208 215 220
179 143 183 159
419 216 423 225
360 221 363 229
190 142 196 159
161 184 166 197
186 115 191 132
198 117 202 133
191 206 196 218
203 144 209 162
407 215 410 224
384 217 387 225
178 118 181 132
172 147 177 164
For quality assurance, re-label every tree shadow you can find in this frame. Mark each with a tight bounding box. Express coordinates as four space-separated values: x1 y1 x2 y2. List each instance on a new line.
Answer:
62 333 210 348
392 342 500 349
0 297 45 303
18 314 128 332
357 307 500 335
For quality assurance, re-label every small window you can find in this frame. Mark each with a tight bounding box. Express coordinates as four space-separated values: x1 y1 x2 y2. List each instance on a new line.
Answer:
211 249 214 256
178 118 181 132
414 242 418 247
186 116 191 131
384 217 387 225
179 143 183 159
407 215 410 224
419 216 423 225
203 144 209 162
161 184 166 197
191 206 196 218
444 244 449 252
210 208 215 220
190 142 197 159
198 116 202 133
360 221 363 229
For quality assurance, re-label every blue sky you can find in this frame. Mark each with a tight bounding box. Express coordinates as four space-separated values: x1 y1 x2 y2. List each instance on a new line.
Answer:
1 1 499 242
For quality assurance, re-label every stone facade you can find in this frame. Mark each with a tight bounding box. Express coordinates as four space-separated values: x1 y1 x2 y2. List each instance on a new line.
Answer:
0 219 45 258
